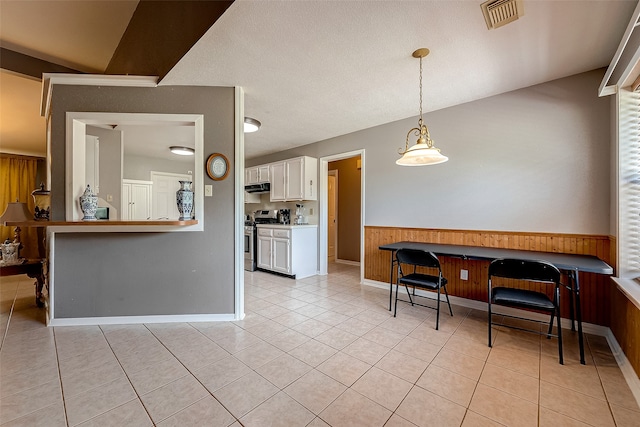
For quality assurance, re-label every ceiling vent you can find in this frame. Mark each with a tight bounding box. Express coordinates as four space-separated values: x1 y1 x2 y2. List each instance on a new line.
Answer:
481 0 524 30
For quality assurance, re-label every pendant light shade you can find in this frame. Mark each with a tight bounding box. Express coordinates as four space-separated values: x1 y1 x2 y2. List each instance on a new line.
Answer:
397 48 448 166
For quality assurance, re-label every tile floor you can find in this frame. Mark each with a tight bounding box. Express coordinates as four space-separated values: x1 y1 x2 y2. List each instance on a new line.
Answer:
1 263 639 426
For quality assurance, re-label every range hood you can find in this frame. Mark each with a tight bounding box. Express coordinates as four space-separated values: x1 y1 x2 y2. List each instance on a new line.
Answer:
245 183 270 193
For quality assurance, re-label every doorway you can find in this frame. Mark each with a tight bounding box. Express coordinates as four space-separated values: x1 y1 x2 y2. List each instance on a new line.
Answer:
319 149 365 280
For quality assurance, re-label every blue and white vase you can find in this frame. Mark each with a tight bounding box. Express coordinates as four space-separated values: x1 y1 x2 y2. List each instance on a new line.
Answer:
79 185 98 220
176 181 194 220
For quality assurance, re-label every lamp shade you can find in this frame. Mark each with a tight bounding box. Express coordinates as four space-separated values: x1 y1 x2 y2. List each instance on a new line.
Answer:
0 201 31 224
396 142 448 166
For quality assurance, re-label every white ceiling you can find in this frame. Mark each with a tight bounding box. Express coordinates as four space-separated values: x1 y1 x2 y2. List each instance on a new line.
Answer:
1 0 637 160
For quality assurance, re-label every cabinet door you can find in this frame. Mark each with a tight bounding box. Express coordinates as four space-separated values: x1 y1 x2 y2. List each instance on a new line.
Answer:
131 183 151 220
257 236 272 269
286 157 304 200
121 183 131 220
247 167 259 185
272 237 291 274
270 162 286 201
258 165 270 183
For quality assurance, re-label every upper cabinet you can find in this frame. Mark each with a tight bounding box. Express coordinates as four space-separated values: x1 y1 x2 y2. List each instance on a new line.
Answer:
270 156 317 202
246 164 270 185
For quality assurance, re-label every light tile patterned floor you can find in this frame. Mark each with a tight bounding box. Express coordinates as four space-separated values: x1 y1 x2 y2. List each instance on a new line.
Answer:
1 263 639 426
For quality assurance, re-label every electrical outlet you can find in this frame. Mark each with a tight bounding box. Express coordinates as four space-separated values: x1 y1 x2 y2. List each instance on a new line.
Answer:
309 208 314 215
205 185 213 197
460 269 468 281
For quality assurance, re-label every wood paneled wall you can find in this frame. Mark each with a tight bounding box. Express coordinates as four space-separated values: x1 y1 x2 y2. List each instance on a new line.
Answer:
610 288 640 377
365 226 615 326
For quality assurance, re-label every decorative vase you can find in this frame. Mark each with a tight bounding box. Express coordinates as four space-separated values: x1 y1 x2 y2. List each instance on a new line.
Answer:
176 180 194 220
31 182 51 221
79 184 98 220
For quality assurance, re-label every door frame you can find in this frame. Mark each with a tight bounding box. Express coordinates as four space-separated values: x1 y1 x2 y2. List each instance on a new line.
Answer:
328 170 338 262
319 149 365 281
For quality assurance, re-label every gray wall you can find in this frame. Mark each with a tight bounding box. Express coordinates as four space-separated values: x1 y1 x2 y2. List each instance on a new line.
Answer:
86 126 122 215
250 69 611 236
49 85 235 318
124 154 194 181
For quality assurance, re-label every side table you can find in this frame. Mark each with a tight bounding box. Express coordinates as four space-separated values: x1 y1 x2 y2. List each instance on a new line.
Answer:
0 259 45 307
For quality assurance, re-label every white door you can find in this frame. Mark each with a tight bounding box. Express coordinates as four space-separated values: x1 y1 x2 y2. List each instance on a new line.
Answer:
131 183 151 219
121 183 131 220
151 172 192 220
328 171 337 262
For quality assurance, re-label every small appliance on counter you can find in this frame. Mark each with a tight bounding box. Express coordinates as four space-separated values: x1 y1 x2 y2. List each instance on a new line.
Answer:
294 204 307 225
277 209 291 224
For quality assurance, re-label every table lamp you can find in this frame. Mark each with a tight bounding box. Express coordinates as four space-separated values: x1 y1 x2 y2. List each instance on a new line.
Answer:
0 200 31 265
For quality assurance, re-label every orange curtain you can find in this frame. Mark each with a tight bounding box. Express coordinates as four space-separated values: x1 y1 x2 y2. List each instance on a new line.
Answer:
0 155 39 259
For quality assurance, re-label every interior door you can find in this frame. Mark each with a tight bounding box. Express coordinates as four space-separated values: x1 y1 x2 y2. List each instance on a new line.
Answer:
328 171 337 262
151 172 192 219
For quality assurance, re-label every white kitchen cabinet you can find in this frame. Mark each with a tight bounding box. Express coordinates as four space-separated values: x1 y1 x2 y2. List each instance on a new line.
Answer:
122 179 152 220
269 161 287 201
256 225 317 279
245 164 270 185
269 156 317 202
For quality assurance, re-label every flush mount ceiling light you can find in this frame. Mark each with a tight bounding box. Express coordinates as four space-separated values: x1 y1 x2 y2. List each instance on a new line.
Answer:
169 146 195 156
244 117 261 133
397 48 448 166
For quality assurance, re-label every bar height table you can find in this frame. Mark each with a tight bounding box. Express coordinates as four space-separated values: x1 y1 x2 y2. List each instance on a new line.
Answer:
379 241 613 364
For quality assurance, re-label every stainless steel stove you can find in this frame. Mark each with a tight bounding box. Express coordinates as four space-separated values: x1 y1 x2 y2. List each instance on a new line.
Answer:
244 210 279 271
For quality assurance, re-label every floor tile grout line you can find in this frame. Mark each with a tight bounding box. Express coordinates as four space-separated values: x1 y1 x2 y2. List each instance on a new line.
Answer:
141 322 245 426
0 282 19 352
51 326 71 427
67 325 154 426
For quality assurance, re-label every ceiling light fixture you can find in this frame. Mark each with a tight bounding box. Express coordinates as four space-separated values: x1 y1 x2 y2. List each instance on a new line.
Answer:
397 48 448 166
244 117 261 133
169 146 195 156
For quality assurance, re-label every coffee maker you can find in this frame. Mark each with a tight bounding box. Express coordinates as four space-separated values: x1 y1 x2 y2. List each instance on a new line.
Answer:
294 204 306 225
277 209 290 224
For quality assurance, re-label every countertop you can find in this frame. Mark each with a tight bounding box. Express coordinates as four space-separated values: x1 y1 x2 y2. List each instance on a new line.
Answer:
256 223 318 229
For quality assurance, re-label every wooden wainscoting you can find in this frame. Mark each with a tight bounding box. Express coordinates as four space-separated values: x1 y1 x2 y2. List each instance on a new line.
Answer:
365 226 615 326
611 287 640 376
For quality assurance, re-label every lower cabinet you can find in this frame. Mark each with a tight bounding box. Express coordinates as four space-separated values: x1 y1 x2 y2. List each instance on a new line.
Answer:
256 225 318 279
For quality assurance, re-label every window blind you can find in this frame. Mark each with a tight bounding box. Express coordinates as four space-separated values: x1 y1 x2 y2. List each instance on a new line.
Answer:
618 88 640 278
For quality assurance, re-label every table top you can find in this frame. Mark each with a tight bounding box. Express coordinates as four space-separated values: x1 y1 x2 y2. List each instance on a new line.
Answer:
379 241 613 275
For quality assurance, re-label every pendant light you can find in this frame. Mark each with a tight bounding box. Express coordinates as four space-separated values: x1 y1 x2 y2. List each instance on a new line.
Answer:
397 48 448 166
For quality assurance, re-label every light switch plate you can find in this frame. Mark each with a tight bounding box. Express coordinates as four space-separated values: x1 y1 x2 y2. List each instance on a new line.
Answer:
205 185 213 197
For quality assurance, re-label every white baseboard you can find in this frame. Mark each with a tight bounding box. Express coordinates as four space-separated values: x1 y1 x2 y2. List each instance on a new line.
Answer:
363 278 640 408
336 259 360 266
605 328 640 406
48 313 236 327
362 279 608 334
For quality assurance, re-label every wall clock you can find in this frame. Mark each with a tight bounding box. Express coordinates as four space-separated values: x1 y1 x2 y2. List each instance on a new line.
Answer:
206 153 230 181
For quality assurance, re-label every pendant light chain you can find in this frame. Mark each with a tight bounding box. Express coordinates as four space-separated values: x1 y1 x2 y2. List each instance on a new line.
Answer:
419 55 423 123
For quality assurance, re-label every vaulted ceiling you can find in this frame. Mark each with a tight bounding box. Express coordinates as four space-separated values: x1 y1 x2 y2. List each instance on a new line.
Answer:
1 0 637 159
